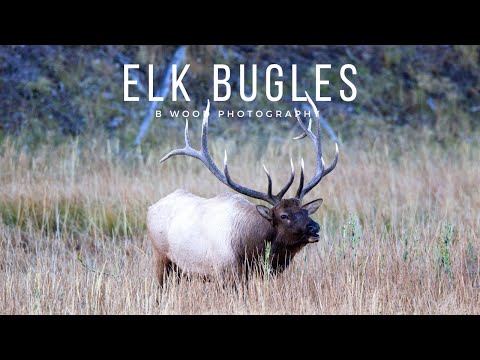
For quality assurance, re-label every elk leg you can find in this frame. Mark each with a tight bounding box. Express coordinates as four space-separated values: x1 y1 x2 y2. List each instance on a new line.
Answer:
154 254 171 287
166 261 183 284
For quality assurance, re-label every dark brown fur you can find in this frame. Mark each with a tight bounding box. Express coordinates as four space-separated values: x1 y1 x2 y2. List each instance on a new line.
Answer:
232 197 322 275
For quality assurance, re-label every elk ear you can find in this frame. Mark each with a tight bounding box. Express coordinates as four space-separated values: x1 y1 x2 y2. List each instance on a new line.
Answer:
302 199 323 215
256 205 272 221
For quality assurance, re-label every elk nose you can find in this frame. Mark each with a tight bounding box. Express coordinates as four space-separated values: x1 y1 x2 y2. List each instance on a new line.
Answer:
307 224 320 234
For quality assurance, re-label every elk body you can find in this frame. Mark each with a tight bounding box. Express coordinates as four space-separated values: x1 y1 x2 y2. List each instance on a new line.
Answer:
148 93 339 285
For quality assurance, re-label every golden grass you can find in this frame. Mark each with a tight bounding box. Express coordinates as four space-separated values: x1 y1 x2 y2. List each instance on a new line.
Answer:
1 132 479 314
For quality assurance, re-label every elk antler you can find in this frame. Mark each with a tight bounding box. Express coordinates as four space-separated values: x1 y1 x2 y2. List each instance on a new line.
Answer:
293 91 339 202
160 100 295 206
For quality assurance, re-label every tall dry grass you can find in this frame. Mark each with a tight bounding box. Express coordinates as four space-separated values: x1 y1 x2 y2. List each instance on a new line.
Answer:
0 131 479 314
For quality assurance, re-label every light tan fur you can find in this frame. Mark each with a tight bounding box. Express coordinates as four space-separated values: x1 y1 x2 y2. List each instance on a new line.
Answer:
147 190 272 285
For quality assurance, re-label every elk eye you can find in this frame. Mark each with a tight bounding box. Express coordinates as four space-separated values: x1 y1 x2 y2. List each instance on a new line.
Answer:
280 214 288 220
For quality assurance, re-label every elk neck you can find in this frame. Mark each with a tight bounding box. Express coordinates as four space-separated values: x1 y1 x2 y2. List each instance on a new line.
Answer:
266 227 309 274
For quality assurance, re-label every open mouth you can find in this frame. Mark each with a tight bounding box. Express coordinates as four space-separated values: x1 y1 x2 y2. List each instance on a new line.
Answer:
308 233 320 243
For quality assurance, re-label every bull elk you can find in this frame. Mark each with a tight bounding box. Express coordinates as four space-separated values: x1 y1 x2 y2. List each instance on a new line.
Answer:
148 92 339 285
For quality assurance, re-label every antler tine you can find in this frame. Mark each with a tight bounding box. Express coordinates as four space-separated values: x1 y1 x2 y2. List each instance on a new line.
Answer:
201 100 211 152
159 118 196 163
304 91 324 168
295 158 305 199
293 109 315 142
292 117 312 140
159 147 190 163
184 119 191 147
292 91 339 201
293 91 320 142
321 142 339 178
304 91 322 141
263 164 273 201
297 147 326 201
276 157 295 199
223 150 277 206
194 100 229 184
160 101 227 186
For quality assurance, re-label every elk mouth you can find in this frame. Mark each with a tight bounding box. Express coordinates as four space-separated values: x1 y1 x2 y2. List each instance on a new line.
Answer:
307 233 320 243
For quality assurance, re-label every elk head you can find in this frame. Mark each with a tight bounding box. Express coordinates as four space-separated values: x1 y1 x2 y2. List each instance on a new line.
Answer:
159 91 339 247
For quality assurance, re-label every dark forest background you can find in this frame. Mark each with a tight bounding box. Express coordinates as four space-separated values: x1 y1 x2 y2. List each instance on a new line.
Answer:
1 45 479 150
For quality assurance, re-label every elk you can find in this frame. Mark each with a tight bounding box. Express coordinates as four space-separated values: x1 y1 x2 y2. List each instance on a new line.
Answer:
147 92 339 285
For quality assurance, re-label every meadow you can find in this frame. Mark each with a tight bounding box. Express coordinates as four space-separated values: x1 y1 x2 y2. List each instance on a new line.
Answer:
1 125 479 315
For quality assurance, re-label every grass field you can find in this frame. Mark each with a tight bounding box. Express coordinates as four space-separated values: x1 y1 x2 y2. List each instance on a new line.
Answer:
1 130 479 314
